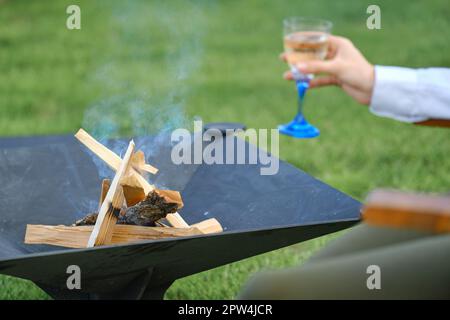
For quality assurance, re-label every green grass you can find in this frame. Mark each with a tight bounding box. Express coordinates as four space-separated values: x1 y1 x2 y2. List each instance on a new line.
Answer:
0 0 449 299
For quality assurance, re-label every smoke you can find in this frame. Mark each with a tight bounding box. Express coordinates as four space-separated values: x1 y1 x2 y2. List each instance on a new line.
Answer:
82 1 211 183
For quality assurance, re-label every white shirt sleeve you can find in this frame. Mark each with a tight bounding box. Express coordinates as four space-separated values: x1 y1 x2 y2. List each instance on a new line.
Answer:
369 66 450 122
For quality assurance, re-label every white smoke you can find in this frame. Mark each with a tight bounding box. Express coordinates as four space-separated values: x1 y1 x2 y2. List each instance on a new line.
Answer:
82 1 211 182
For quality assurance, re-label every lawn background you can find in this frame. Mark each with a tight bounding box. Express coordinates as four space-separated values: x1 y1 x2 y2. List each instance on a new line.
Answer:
0 0 449 299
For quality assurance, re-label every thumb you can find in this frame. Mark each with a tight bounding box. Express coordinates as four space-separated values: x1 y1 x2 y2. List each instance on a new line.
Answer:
296 60 338 75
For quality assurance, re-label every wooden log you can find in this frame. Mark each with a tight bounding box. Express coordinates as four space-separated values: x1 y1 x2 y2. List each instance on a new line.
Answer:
75 128 189 228
73 189 187 227
75 129 158 191
155 221 170 227
415 119 450 128
155 189 183 209
25 224 205 249
191 218 223 234
131 150 158 175
74 179 112 226
363 189 450 234
75 129 158 174
120 184 187 227
88 140 135 247
98 179 111 210
166 213 190 228
119 191 179 226
121 174 146 207
121 174 183 213
74 213 98 226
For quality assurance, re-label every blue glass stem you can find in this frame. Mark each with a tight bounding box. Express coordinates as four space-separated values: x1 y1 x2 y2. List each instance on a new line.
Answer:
295 79 309 122
278 75 319 138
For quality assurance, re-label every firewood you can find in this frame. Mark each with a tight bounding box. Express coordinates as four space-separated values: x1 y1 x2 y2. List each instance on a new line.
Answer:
75 129 158 191
25 224 206 249
120 175 185 226
75 129 190 228
87 140 135 247
73 188 183 226
75 129 158 174
25 217 223 248
191 218 223 234
155 221 170 227
71 216 221 235
121 174 146 206
74 178 114 227
155 189 183 209
166 213 190 228
99 179 111 209
24 129 225 249
131 150 158 175
118 191 179 226
74 213 98 226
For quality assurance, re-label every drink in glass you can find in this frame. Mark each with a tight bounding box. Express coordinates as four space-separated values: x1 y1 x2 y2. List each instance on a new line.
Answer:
279 17 332 138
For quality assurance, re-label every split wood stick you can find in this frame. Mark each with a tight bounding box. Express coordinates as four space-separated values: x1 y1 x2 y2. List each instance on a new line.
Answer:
121 174 146 207
155 221 170 227
363 189 450 234
191 218 223 234
131 150 158 175
98 179 111 210
156 189 187 227
120 173 186 227
25 224 206 249
121 175 183 211
75 128 158 176
415 119 450 128
75 128 190 228
87 140 135 247
155 189 184 209
166 213 190 228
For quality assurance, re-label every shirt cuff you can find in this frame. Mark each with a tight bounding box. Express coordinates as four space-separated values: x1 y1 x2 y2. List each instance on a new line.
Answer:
369 65 428 123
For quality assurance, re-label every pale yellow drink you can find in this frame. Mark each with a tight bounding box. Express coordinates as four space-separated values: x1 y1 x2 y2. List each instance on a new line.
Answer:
283 31 328 65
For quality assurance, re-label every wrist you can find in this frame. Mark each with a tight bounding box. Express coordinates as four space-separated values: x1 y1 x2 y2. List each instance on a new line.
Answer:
364 63 375 105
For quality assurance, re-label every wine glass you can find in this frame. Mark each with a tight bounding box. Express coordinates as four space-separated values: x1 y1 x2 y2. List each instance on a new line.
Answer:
279 17 332 138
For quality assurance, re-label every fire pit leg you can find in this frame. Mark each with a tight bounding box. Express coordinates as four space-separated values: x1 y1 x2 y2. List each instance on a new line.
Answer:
89 267 173 300
36 283 91 300
122 267 173 300
37 268 173 300
90 268 156 300
140 280 174 300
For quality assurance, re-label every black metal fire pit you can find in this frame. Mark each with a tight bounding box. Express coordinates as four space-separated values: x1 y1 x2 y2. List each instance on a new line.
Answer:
0 134 361 299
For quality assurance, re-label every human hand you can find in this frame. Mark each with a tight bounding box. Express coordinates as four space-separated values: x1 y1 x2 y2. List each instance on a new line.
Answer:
282 36 375 105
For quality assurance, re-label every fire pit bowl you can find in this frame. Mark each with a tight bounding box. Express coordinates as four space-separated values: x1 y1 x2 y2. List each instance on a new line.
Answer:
0 134 361 299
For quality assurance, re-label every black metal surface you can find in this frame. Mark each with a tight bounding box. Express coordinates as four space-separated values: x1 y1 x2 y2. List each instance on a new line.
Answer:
0 134 361 299
203 122 247 135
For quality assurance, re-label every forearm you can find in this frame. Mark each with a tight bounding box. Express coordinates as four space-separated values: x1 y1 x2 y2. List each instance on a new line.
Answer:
370 66 450 123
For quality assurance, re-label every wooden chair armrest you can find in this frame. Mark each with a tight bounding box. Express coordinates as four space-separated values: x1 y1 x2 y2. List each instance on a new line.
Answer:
415 119 450 128
363 189 450 234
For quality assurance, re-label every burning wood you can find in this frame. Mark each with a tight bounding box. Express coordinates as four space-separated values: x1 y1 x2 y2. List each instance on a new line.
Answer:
24 128 223 248
87 139 135 247
75 190 181 227
98 179 111 209
74 213 98 226
75 129 159 176
74 128 189 228
119 190 179 226
25 224 204 249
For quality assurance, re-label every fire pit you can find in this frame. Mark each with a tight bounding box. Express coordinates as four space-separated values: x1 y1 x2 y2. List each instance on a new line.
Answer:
0 131 361 299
